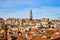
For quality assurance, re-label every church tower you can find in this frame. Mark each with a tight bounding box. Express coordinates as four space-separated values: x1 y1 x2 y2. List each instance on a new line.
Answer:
29 10 33 20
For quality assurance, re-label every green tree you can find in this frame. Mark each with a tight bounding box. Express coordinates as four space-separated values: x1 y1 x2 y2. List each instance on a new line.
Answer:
4 24 8 40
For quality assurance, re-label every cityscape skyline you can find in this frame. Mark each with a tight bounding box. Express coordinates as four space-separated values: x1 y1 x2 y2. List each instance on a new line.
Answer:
0 0 60 19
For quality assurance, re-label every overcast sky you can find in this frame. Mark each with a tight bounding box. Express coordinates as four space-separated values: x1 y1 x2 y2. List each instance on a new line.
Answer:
0 0 60 19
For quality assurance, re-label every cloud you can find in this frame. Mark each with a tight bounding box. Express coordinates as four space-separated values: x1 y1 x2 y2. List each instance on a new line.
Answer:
0 0 60 8
0 7 60 19
0 0 60 11
32 7 60 19
0 0 34 8
0 0 60 19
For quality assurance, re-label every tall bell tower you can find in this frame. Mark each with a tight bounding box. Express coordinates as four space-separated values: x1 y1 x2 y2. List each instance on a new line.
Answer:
30 10 33 20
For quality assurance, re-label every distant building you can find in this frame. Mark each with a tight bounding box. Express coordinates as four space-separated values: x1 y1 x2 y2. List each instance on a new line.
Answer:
0 18 4 26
